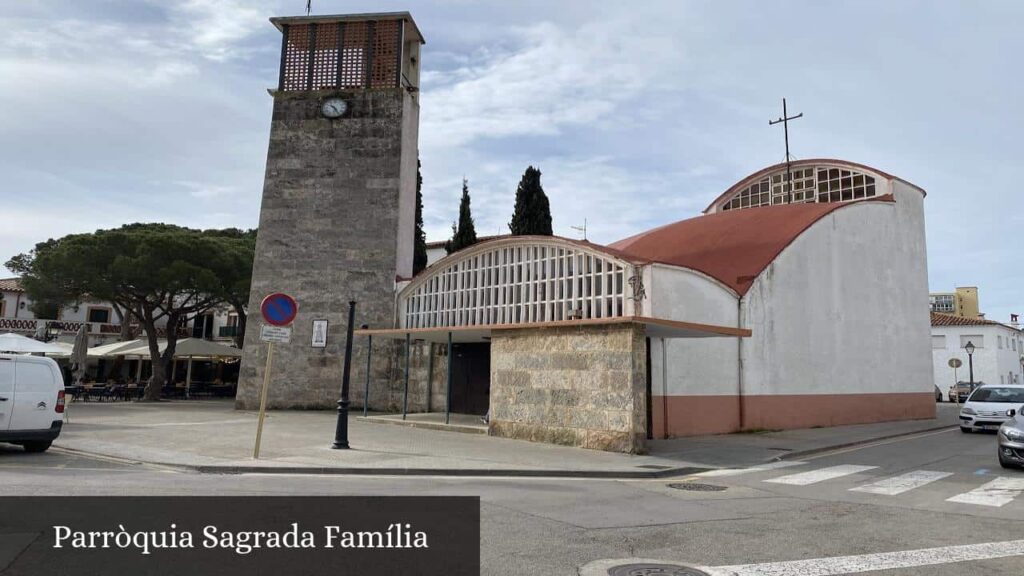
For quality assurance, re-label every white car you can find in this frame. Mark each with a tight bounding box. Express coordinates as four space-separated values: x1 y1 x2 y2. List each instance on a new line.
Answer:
959 384 1024 433
0 354 65 452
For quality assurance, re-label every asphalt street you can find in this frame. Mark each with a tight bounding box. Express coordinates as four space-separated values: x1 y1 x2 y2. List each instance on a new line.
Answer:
1 425 1023 575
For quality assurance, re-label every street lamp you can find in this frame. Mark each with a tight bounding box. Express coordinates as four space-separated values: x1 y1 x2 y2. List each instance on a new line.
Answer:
964 340 976 388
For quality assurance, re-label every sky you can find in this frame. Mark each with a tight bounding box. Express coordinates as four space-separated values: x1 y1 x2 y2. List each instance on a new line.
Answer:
1 1 1022 321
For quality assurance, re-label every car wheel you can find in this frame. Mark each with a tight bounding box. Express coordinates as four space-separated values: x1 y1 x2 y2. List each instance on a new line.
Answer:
999 451 1015 469
960 427 972 433
21 441 52 453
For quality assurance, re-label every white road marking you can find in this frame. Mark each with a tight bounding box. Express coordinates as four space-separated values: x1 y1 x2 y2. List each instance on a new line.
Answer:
697 538 1024 576
947 477 1024 507
695 461 805 478
849 470 952 495
764 464 876 486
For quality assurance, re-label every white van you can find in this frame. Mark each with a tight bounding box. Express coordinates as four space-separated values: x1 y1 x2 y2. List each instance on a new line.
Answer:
0 354 65 453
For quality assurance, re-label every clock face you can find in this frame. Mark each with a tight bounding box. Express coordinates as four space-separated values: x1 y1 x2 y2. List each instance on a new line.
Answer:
320 97 348 119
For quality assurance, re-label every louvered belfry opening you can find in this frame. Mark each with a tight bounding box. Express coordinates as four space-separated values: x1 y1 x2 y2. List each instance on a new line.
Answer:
278 19 405 91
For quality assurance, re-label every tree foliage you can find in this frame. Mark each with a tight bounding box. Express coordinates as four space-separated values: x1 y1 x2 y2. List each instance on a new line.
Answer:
445 178 478 254
509 166 553 236
6 223 255 400
413 159 428 275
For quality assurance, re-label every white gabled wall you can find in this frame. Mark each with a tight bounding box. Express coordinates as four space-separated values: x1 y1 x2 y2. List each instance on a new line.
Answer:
647 264 739 398
931 324 1023 389
741 182 932 397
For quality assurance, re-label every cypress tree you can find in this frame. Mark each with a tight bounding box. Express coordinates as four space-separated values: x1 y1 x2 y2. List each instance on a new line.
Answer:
508 166 553 236
445 178 478 254
413 159 428 274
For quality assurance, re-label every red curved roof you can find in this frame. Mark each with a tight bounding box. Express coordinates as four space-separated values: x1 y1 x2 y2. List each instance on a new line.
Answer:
609 195 895 295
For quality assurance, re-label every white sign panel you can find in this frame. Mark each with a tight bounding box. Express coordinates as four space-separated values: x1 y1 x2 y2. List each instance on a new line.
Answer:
311 320 328 348
260 325 292 344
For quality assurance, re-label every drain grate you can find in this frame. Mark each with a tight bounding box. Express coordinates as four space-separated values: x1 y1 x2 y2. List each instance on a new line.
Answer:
607 563 711 576
666 482 727 492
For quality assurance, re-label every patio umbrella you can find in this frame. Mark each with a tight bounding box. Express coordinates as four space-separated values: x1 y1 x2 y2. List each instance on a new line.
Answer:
70 325 89 384
43 342 74 357
86 338 149 358
0 332 67 354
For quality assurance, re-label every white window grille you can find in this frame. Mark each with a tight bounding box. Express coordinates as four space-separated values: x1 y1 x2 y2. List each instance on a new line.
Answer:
399 242 631 329
721 165 878 211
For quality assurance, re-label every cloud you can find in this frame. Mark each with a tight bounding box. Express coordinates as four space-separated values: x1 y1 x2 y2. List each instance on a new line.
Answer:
167 0 269 61
420 17 676 150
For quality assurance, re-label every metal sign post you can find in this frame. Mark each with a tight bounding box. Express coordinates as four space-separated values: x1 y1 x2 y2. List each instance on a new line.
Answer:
949 358 963 406
253 293 298 460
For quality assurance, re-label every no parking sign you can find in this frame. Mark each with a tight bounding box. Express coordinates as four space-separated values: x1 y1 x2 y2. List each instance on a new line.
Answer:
254 292 298 459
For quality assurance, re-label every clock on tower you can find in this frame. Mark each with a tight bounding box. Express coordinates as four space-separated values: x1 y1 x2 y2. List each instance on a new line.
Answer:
237 12 424 410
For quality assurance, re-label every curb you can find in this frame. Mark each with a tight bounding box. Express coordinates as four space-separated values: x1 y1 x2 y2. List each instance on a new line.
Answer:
51 446 710 479
771 423 958 462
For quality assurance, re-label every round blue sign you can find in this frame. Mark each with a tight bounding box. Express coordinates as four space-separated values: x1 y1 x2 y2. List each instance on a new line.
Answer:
260 293 298 327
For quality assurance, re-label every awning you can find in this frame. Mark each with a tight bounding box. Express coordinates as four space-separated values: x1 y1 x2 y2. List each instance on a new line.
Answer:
87 338 150 358
355 316 750 343
113 338 242 359
0 332 69 354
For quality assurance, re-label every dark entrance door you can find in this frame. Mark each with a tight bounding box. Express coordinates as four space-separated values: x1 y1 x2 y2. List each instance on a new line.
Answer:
450 343 490 415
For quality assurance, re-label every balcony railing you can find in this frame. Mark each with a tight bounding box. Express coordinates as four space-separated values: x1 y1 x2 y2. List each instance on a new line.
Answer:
0 318 187 338
0 318 121 335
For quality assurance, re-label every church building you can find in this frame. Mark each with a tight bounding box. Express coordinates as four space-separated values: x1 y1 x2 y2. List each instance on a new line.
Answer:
238 12 934 453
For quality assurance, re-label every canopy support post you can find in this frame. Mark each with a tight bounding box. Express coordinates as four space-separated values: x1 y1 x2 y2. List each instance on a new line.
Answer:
445 331 453 425
185 356 193 399
363 334 372 417
402 333 410 420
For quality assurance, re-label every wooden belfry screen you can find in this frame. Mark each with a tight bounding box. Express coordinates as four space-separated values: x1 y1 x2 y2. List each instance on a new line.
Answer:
278 19 404 91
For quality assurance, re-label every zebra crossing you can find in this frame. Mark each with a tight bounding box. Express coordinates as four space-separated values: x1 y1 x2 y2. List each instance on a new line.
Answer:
694 462 1024 508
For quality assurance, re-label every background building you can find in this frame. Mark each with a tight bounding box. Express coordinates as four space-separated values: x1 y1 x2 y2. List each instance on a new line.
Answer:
931 312 1023 390
929 286 981 318
1 277 240 347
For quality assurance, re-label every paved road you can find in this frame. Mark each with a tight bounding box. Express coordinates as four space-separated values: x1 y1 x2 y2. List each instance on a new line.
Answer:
1 428 1022 575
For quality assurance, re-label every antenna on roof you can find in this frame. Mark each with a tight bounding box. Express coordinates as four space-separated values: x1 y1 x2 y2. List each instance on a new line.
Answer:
769 98 803 204
570 218 587 241
305 0 312 16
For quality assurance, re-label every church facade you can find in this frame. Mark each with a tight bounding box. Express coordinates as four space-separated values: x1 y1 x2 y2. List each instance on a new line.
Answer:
239 12 934 453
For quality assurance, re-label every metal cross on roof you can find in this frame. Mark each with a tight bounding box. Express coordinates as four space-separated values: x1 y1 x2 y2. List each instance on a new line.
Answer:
769 98 803 204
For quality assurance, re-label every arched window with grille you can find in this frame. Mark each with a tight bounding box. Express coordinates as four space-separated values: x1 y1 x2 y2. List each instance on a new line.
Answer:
398 239 640 329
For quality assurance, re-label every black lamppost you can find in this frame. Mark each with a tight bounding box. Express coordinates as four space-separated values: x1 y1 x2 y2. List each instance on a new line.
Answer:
333 301 356 449
964 340 976 388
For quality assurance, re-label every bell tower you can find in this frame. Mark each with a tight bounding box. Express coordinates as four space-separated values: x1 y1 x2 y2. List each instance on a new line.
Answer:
237 12 424 409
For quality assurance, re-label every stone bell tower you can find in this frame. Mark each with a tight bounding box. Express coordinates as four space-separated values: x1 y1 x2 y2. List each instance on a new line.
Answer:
237 12 424 409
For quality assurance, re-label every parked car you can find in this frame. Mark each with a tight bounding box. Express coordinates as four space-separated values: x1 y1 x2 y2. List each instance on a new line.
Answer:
935 385 943 402
998 409 1024 469
0 354 65 452
959 384 1024 433
948 381 982 403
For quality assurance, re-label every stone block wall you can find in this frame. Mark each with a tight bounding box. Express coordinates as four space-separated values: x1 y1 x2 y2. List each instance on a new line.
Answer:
237 88 417 410
489 325 647 453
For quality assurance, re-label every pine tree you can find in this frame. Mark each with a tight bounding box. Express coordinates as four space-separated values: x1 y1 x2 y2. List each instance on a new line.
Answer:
445 178 478 254
509 166 553 236
413 159 428 274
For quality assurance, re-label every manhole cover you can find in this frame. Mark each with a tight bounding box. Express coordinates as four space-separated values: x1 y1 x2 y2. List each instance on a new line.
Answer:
607 563 710 576
666 483 727 492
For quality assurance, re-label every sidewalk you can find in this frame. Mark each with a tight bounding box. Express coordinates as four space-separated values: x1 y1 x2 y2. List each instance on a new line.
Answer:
52 400 960 478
